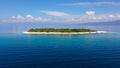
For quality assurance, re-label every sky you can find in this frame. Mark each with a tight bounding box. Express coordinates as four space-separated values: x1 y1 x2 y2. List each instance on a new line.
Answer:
0 0 120 23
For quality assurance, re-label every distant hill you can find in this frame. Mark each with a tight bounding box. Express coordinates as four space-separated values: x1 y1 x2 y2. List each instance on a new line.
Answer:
75 20 120 26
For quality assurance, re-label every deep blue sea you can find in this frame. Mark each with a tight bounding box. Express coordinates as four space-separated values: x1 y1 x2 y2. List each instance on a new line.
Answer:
0 33 120 68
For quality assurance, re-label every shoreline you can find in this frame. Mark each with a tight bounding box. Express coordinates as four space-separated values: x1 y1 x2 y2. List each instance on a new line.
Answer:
23 31 106 35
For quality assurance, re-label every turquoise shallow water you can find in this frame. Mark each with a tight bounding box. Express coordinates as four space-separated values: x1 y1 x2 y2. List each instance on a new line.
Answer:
0 33 120 68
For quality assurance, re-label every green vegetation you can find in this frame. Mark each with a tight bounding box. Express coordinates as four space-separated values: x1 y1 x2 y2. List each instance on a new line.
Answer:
28 28 97 32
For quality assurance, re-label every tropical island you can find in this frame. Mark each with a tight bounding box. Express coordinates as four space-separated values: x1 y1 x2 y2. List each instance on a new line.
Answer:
24 28 106 34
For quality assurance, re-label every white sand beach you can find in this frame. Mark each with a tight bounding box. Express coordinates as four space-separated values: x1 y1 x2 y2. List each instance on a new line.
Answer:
23 31 106 35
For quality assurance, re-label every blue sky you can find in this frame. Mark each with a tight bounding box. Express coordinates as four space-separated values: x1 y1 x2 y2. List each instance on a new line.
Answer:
0 0 120 23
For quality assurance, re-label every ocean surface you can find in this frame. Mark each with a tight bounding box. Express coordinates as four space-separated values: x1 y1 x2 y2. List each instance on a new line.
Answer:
0 33 120 68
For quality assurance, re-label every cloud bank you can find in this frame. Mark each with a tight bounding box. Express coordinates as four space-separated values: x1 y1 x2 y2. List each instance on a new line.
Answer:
41 11 70 17
63 2 120 6
1 14 51 23
0 11 120 23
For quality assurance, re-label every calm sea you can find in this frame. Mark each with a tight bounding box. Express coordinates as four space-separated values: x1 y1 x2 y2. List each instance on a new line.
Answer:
0 33 120 68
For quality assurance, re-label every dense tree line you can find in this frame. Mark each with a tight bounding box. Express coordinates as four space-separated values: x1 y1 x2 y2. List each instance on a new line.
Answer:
28 28 97 32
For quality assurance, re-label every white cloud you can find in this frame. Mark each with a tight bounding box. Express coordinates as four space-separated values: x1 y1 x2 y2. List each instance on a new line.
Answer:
51 14 120 23
12 16 16 19
1 11 120 23
108 15 115 18
117 15 120 18
12 15 24 19
26 14 34 19
41 11 70 17
2 14 50 23
86 11 95 15
63 2 120 6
